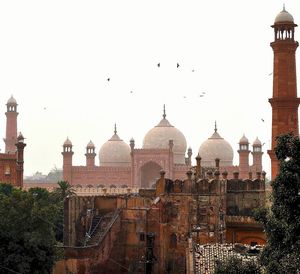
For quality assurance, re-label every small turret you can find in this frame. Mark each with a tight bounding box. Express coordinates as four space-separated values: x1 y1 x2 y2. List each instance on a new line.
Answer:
238 134 250 179
85 140 96 167
252 137 263 172
62 137 74 183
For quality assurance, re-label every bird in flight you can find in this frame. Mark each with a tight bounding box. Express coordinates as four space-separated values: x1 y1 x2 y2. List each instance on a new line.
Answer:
183 96 187 99
177 63 180 68
268 72 273 76
107 78 110 82
157 63 160 68
261 118 265 122
199 95 204 97
192 69 195 72
130 91 133 94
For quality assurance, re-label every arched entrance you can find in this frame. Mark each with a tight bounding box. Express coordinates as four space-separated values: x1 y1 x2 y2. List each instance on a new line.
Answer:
140 161 162 188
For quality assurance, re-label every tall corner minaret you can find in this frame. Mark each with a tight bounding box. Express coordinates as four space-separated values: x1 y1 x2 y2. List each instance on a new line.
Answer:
4 95 18 153
268 6 299 180
62 137 73 183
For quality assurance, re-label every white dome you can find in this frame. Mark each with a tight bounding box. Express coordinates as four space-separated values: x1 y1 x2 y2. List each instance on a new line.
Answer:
275 7 294 23
198 129 234 167
143 108 187 164
7 95 17 105
99 130 131 167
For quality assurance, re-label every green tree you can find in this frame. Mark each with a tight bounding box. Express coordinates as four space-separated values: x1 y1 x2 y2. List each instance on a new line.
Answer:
254 133 300 274
214 257 261 274
0 184 61 274
54 180 76 201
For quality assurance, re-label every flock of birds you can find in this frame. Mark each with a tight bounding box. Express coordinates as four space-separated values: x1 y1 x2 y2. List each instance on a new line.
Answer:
105 62 207 100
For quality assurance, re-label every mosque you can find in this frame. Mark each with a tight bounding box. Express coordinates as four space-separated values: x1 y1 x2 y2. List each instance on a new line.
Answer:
62 105 263 188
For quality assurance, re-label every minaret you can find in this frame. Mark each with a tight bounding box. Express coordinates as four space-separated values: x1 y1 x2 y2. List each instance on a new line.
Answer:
238 134 250 179
85 140 96 167
268 6 299 179
62 137 73 183
252 137 263 172
15 132 26 187
4 96 18 153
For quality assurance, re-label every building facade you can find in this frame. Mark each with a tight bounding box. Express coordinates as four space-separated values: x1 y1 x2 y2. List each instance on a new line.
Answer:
56 163 266 274
62 111 264 188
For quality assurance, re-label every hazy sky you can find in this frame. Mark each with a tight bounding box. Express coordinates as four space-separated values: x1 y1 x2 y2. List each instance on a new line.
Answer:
0 1 299 177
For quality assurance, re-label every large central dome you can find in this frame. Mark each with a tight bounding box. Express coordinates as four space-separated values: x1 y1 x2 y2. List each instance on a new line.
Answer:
143 106 187 164
198 125 233 167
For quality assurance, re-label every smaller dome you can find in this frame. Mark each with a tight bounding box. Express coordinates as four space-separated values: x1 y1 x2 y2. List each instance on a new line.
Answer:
99 125 131 167
198 124 234 167
7 95 17 105
239 134 249 144
253 137 262 146
87 140 95 148
275 6 294 23
63 137 72 146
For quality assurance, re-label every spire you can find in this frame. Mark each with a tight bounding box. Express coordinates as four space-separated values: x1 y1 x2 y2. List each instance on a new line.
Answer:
214 121 217 132
283 3 285 11
114 123 117 135
163 104 166 119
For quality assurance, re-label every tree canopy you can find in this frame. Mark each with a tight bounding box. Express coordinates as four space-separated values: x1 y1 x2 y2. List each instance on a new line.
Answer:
0 180 72 274
214 257 261 274
254 133 300 274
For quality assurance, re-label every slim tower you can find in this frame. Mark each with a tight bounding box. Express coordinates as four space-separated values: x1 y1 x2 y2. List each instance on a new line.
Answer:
4 96 18 153
62 138 73 183
238 134 250 179
268 6 299 179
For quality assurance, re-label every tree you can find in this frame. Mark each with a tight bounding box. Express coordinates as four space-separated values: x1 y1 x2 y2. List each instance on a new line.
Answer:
254 133 300 274
54 180 76 201
0 184 60 274
214 257 261 274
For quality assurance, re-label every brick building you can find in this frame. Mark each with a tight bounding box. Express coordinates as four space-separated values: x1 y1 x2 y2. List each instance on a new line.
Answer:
55 161 266 274
0 96 26 187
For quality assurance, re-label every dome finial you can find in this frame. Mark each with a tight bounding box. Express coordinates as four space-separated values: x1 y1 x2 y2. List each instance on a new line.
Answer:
163 104 166 119
214 121 217 132
283 3 286 11
114 123 117 135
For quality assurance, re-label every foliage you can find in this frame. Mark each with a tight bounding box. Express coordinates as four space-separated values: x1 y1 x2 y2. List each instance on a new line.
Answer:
0 184 60 274
0 180 73 273
254 133 300 274
54 180 76 201
214 257 261 274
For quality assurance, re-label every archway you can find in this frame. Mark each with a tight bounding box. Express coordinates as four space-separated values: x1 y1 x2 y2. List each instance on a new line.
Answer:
140 161 162 188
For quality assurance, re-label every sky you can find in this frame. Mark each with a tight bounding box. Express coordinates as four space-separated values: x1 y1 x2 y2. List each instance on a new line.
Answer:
0 1 299 178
